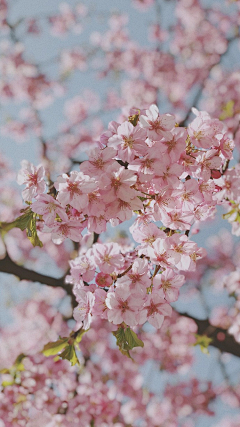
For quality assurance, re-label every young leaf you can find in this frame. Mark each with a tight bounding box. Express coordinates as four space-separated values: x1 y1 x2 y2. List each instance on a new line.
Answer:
42 329 88 366
13 353 26 371
0 210 32 235
112 326 125 347
60 344 79 366
112 326 144 359
125 327 144 349
0 209 43 247
194 334 212 354
42 338 69 356
74 328 89 343
2 379 15 387
112 327 131 358
26 213 43 247
219 100 234 120
0 353 27 387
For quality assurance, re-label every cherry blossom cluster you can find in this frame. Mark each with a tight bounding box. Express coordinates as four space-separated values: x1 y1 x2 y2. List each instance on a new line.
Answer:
48 2 87 36
1 0 240 425
16 104 235 334
0 293 217 427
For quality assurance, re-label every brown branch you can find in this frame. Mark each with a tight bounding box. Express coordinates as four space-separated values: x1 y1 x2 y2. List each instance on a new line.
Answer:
179 35 238 127
1 255 240 357
180 311 240 358
0 254 73 296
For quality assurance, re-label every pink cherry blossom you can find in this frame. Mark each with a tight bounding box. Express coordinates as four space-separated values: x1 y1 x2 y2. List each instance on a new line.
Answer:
31 193 68 225
102 165 138 202
80 146 117 178
96 272 113 287
46 219 84 244
93 242 125 274
17 160 46 201
147 237 173 268
73 290 95 329
108 121 147 162
140 104 175 140
188 108 224 149
92 288 108 319
172 179 203 211
139 292 172 329
153 269 185 302
55 171 97 211
106 284 144 326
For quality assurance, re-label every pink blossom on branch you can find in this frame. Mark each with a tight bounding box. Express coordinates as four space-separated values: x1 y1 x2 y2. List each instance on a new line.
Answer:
73 290 95 329
17 160 46 201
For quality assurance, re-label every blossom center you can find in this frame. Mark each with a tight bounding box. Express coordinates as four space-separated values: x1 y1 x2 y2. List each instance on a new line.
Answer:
92 158 104 169
122 135 134 148
103 254 111 264
147 301 158 316
68 182 81 194
111 177 122 190
120 300 129 312
194 130 204 140
162 280 171 291
28 173 38 186
148 119 163 132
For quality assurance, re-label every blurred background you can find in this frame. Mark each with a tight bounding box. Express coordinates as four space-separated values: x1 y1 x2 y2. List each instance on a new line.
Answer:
1 1 240 426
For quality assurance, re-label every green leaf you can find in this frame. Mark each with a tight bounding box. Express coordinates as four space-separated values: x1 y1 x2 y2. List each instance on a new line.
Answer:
26 213 43 247
0 209 43 247
0 353 26 387
60 344 79 366
2 379 15 387
42 329 89 365
112 326 125 346
112 326 144 359
229 291 237 300
125 327 144 349
219 100 235 120
42 338 69 356
0 210 32 235
194 334 212 354
0 353 26 374
74 328 89 343
112 326 131 358
13 353 26 371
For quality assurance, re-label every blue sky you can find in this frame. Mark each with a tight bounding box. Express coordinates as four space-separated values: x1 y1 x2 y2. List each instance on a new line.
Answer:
1 1 240 425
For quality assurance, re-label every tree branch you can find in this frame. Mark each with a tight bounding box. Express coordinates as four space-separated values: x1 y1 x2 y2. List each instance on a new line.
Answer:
179 35 238 127
0 254 72 296
1 256 240 358
180 311 240 358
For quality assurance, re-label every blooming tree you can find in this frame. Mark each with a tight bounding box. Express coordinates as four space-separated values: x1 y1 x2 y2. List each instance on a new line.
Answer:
1 0 240 426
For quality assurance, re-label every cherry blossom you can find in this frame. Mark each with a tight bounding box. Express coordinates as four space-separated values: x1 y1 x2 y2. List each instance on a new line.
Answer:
31 193 68 224
153 268 185 302
17 160 46 201
106 283 144 326
1 1 240 424
93 242 125 274
55 171 97 212
73 290 95 329
139 291 172 329
139 104 175 139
